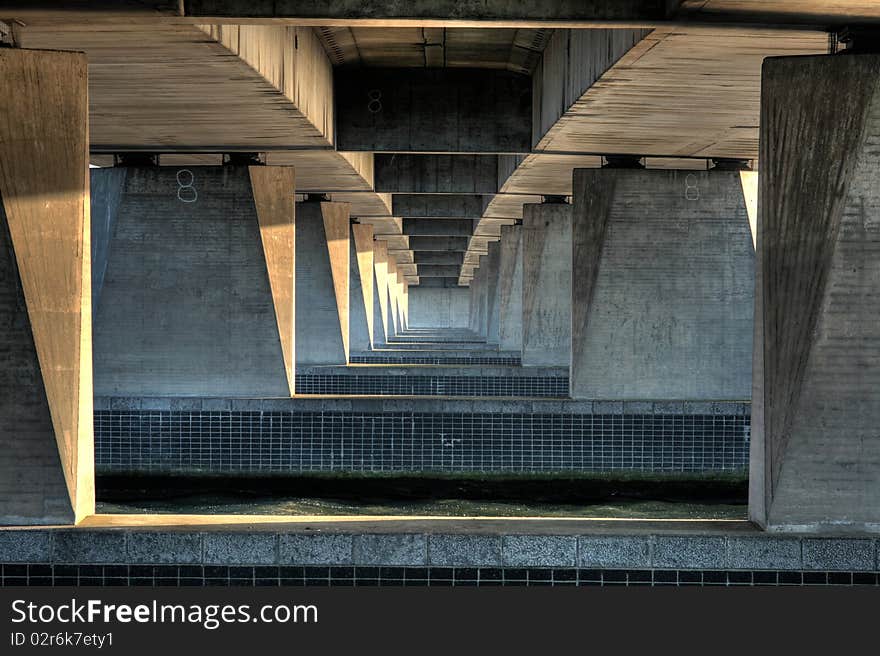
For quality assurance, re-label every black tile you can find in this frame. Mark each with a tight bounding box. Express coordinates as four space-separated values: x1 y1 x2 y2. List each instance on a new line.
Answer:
753 571 777 585
779 572 803 585
652 570 677 584
828 572 852 586
627 570 652 584
727 571 752 585
678 571 702 585
702 571 727 585
803 572 827 585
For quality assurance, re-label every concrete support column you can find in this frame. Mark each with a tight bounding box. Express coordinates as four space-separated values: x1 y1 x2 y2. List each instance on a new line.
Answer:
0 49 93 524
373 240 391 345
94 166 296 396
498 224 523 352
751 54 880 531
522 202 572 366
295 200 350 365
400 281 409 329
350 223 375 351
474 256 489 338
387 259 400 336
569 168 754 400
485 240 502 344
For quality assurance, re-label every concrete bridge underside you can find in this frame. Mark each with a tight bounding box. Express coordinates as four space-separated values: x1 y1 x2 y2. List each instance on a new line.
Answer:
2 2 880 551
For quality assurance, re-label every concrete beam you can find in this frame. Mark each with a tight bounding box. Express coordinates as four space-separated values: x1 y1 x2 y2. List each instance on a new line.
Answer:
181 1 682 23
403 219 473 237
415 278 462 289
387 250 414 265
0 48 93 525
498 224 523 352
336 68 531 153
522 203 571 366
407 236 469 251
392 194 488 218
416 265 463 278
751 53 880 531
295 200 350 365
413 252 465 266
375 154 499 194
570 168 753 400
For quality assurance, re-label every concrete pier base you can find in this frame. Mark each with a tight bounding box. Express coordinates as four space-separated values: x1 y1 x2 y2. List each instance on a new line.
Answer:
522 203 572 366
570 168 754 400
752 54 880 531
498 225 523 352
295 200 350 366
0 49 93 524
93 166 295 397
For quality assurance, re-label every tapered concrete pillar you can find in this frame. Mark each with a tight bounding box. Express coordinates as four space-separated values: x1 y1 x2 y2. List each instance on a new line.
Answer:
0 49 94 524
387 259 400 336
295 200 350 365
570 168 754 400
468 270 479 333
522 203 572 366
498 224 523 352
373 240 391 345
350 223 375 351
751 54 880 531
94 166 296 396
486 240 502 344
473 256 489 338
403 282 410 328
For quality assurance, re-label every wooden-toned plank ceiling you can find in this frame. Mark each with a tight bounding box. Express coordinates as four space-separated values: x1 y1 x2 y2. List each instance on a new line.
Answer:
536 26 828 158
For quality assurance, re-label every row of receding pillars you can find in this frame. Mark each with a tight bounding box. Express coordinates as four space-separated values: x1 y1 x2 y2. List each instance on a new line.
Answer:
2 46 880 529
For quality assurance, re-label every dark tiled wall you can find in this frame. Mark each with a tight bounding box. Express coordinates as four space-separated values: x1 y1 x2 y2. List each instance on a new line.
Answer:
295 375 568 397
349 355 522 365
2 564 876 587
95 410 748 475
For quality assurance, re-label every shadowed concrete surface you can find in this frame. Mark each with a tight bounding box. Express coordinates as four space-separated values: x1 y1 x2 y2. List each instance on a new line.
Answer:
522 203 572 366
93 166 291 397
295 200 350 366
498 225 523 352
0 49 94 524
409 287 470 328
570 169 754 400
336 68 532 153
350 224 376 351
372 240 392 345
753 54 880 532
250 166 297 396
89 167 126 319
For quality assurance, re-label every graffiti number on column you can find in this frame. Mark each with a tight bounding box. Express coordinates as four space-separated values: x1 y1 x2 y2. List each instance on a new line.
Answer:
367 89 382 114
684 174 700 201
176 169 198 203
